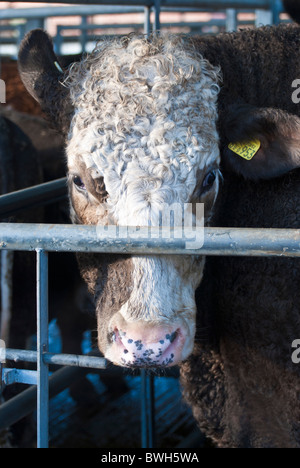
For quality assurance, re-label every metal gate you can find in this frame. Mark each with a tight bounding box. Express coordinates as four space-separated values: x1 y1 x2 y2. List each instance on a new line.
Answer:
0 178 160 448
0 177 299 448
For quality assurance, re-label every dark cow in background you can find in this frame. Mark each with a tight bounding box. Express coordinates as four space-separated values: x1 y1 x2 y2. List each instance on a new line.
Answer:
1 50 93 353
0 115 43 347
17 1 300 448
0 74 95 448
0 108 93 356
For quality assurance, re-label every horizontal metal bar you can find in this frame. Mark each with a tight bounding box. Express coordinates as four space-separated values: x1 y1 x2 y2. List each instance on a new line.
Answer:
0 364 89 431
0 178 67 218
43 353 107 369
0 6 279 23
0 223 299 257
162 0 275 7
2 0 275 8
3 368 37 386
0 6 145 20
4 348 107 369
0 1 282 21
57 19 231 31
0 360 176 431
4 348 38 364
57 23 145 31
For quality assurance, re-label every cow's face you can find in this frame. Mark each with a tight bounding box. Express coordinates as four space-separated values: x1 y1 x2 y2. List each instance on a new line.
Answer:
66 36 221 367
19 30 300 367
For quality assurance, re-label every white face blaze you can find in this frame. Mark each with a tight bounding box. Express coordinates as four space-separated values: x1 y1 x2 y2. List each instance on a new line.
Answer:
66 35 221 367
104 254 205 366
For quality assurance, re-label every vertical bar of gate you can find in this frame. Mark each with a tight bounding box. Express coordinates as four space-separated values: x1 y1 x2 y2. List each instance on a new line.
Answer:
272 0 282 24
80 16 87 53
36 249 49 449
226 9 238 31
141 370 155 448
144 6 151 37
154 0 161 32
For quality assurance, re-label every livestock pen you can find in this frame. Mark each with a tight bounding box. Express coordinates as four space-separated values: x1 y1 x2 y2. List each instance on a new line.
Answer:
0 0 299 450
0 183 299 448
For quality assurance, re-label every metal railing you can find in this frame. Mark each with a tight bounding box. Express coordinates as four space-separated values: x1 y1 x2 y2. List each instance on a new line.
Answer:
0 178 299 448
0 222 300 256
0 178 67 217
0 0 284 8
0 1 287 56
0 178 159 449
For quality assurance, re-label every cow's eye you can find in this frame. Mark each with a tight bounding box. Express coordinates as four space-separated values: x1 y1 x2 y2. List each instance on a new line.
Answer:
73 175 86 191
201 170 216 193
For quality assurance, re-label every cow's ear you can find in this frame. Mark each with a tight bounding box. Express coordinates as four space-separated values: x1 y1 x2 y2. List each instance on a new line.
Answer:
221 103 300 180
18 29 73 135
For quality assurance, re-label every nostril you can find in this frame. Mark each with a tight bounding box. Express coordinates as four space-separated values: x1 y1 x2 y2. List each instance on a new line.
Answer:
166 330 179 344
158 329 180 348
111 328 125 345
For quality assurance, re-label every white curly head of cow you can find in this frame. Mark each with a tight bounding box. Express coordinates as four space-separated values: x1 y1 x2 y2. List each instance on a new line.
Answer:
18 32 222 367
65 36 221 367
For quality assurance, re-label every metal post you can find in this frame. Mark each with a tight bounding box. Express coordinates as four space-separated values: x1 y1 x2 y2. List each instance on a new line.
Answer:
36 249 49 449
271 0 283 24
144 6 151 37
54 26 63 56
24 18 44 35
153 0 161 32
141 370 155 448
0 250 13 344
226 8 238 31
80 16 88 53
255 8 273 26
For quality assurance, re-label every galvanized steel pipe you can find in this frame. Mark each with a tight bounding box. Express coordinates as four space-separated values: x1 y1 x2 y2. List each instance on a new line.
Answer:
0 2 282 21
0 365 89 431
0 223 299 257
5 348 107 369
0 178 67 218
3 0 276 8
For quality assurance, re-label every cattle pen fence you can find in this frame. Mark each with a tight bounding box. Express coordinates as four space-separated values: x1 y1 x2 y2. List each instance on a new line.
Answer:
0 177 300 449
0 0 298 451
0 0 288 57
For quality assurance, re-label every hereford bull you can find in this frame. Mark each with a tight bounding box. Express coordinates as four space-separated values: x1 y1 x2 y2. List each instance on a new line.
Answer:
18 19 300 447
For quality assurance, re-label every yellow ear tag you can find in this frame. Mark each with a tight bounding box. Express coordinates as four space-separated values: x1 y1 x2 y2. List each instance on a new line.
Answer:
228 139 261 161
